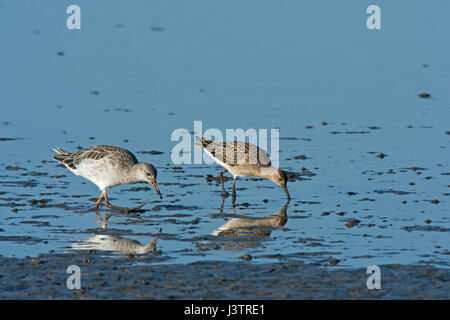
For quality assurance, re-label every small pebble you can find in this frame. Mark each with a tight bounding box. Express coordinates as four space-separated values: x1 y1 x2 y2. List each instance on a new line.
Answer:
418 92 431 99
240 254 252 261
345 219 360 228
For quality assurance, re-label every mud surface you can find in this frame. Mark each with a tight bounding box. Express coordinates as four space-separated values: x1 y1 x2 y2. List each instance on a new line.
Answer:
0 252 448 299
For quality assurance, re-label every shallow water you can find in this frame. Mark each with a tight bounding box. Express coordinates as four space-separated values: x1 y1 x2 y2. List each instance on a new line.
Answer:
0 0 449 270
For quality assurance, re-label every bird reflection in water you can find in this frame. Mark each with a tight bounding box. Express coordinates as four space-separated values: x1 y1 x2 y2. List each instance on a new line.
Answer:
71 212 160 255
95 212 111 229
212 200 289 238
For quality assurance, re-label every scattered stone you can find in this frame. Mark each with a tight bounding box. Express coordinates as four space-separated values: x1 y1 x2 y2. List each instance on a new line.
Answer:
376 190 412 196
418 92 431 99
240 254 252 261
137 150 164 155
345 219 360 228
329 257 340 266
30 258 41 266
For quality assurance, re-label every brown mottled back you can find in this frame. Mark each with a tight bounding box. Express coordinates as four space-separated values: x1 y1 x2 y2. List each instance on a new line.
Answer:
53 145 138 169
197 138 272 167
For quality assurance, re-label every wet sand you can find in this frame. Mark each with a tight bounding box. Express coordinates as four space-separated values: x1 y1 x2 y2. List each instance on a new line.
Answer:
0 252 448 299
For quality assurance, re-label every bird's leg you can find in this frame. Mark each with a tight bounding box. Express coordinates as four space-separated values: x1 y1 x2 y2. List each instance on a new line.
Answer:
219 196 225 214
219 169 229 198
94 191 105 209
231 177 237 197
231 177 237 206
104 192 112 208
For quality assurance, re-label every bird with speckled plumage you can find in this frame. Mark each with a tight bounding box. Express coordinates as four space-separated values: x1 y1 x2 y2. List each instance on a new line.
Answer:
52 145 162 208
195 137 290 202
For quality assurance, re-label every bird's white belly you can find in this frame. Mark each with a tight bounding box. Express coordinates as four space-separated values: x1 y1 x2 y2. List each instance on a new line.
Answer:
73 159 122 191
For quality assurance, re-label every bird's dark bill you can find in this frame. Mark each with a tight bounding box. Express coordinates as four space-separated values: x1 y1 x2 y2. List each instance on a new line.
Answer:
151 181 163 199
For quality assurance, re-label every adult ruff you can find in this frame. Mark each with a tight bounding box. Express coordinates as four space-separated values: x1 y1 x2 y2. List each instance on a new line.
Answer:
52 145 162 208
195 137 290 201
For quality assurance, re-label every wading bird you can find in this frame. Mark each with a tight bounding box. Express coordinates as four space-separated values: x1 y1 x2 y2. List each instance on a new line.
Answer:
195 137 290 203
52 145 162 208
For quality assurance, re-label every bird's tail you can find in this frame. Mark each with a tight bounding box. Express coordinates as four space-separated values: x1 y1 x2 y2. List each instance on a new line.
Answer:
194 136 213 149
53 147 70 155
52 147 72 163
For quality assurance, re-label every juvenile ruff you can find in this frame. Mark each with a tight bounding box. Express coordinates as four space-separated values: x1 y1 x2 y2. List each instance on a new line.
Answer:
195 137 290 201
52 145 162 208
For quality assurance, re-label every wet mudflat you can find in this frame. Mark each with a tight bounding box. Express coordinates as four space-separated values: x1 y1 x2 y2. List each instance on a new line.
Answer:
1 118 448 270
0 1 449 299
1 116 448 300
0 252 448 299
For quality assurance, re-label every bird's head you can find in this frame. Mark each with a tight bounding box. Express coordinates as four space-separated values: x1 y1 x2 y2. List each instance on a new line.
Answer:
136 163 162 199
269 168 290 199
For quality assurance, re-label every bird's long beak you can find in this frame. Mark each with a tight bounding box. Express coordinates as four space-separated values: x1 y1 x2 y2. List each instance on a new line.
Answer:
282 185 291 200
151 181 163 199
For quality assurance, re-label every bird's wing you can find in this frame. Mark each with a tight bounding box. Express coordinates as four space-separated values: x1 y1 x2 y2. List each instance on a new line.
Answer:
54 145 137 169
205 141 271 167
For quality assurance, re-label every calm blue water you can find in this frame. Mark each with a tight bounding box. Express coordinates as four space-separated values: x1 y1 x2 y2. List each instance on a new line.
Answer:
0 0 449 268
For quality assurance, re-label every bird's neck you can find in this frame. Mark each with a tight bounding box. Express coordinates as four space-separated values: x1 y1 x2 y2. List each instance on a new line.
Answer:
257 166 278 181
121 164 142 184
